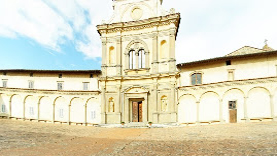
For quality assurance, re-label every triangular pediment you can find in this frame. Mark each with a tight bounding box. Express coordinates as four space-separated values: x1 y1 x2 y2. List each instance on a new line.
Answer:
226 46 266 56
124 86 148 93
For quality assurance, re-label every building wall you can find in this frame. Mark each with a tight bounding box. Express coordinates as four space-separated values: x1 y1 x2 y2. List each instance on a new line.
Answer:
0 72 99 91
178 55 277 124
0 72 101 125
179 55 277 86
0 89 101 124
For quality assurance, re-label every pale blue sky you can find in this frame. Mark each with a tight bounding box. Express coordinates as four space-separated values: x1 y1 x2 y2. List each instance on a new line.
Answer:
0 0 276 70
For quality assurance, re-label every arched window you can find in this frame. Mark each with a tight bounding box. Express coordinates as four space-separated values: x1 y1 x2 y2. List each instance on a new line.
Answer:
129 49 145 69
138 49 145 68
191 73 202 85
109 46 115 65
161 95 168 112
160 40 167 59
108 97 115 112
129 50 135 69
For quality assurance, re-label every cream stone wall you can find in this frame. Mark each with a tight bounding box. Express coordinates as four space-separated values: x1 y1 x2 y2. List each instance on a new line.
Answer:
178 55 277 124
0 89 101 125
97 0 180 124
179 55 277 87
0 71 101 125
0 72 99 91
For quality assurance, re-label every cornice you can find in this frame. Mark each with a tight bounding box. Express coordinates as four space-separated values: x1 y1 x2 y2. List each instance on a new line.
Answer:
97 13 180 35
99 71 179 81
178 77 277 92
0 88 100 96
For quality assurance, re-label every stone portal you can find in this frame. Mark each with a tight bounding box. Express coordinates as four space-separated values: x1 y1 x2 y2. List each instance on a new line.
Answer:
132 101 143 122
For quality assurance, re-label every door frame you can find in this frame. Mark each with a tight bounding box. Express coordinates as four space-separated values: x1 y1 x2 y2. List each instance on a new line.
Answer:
130 98 144 123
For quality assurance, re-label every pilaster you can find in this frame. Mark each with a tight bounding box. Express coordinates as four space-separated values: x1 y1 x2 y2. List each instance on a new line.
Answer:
116 35 122 75
244 96 250 122
101 86 106 124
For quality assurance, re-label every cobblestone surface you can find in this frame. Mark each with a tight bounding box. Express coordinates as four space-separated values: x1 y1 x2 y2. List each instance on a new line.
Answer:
1 119 277 155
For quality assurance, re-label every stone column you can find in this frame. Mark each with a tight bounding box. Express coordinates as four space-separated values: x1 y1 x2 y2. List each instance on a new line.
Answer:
116 85 121 113
68 104 71 125
144 93 148 122
8 96 12 118
196 101 200 124
170 82 176 112
102 38 107 65
121 93 125 122
270 95 275 120
101 86 106 124
135 51 139 69
219 99 223 123
152 30 158 73
84 103 87 126
169 28 176 59
116 36 122 75
37 99 40 121
145 51 150 69
23 99 26 120
169 28 176 71
101 38 107 76
125 53 129 72
244 96 249 122
124 97 129 123
52 103 55 123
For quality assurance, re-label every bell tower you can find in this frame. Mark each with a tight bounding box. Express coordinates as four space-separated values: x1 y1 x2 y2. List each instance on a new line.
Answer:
97 0 180 124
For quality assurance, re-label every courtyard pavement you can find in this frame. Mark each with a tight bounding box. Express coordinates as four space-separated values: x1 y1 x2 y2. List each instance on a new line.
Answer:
0 119 277 155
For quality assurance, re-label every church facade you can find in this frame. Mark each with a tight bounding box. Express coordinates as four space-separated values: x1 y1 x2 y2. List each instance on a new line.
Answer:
0 0 276 126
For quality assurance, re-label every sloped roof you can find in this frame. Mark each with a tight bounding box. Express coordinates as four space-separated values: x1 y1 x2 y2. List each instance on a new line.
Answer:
226 46 266 56
226 45 275 56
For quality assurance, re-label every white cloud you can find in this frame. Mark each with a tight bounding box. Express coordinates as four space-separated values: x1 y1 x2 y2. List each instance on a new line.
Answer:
1 0 277 63
0 0 73 51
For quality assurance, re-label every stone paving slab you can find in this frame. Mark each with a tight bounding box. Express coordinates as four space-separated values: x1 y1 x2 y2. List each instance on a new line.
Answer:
0 119 277 155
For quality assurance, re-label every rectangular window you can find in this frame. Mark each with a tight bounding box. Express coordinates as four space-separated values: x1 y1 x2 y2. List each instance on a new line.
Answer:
191 73 202 85
229 101 237 110
57 82 63 90
83 82 89 91
28 81 34 89
2 105 6 113
59 109 64 118
30 73 33 77
2 80 7 88
3 72 6 76
59 74 62 78
90 74 93 78
226 60 231 66
228 70 235 81
29 107 34 116
91 111 96 119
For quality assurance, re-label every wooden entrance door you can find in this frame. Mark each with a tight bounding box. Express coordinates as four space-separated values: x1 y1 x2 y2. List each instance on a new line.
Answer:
229 101 237 123
132 101 143 122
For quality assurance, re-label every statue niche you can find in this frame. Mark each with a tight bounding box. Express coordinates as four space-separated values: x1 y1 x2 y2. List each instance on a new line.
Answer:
161 95 168 112
108 97 115 112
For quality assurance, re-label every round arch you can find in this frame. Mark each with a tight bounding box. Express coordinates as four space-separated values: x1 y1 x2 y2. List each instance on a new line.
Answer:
178 94 197 124
247 87 271 118
54 96 68 122
86 97 100 124
10 94 23 118
199 91 221 122
24 95 37 120
39 96 52 121
222 88 245 123
70 97 85 123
